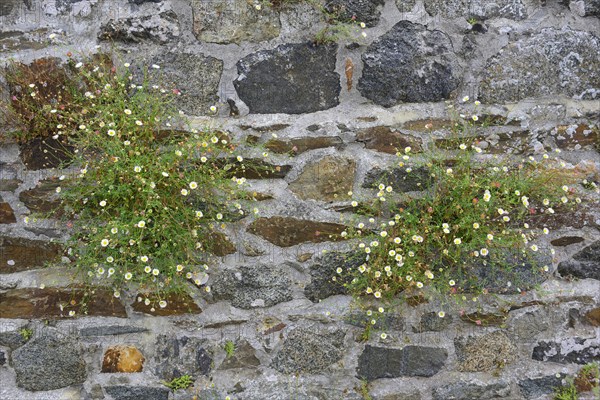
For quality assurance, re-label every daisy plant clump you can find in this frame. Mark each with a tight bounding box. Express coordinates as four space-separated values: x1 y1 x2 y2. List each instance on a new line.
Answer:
5 53 249 308
342 101 594 329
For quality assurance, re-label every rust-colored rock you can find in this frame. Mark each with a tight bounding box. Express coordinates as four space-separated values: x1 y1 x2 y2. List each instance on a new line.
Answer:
403 119 453 131
207 231 236 256
0 179 21 191
19 177 63 215
550 236 585 247
356 126 423 154
0 236 62 273
584 308 600 327
102 345 145 373
247 216 347 247
289 155 356 202
215 158 292 179
265 136 343 154
0 287 127 319
19 137 74 170
0 203 16 224
460 311 508 326
555 124 599 150
131 292 201 316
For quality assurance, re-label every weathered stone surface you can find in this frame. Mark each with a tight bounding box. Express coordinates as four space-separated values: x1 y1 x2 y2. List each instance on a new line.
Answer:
18 177 63 214
460 311 508 326
155 335 212 380
363 166 433 192
395 0 417 13
305 252 364 302
206 231 236 256
289 155 356 202
0 350 5 366
0 236 62 273
413 312 453 333
211 264 293 309
248 216 347 247
0 0 21 16
192 0 280 44
532 338 600 364
234 43 340 114
265 136 343 154
131 292 201 316
98 10 180 44
551 236 585 246
0 202 16 223
19 137 74 170
0 288 127 319
0 329 28 349
102 345 145 373
358 21 459 107
432 381 511 400
423 0 526 19
345 311 404 332
0 179 21 191
219 340 260 369
80 325 149 336
216 158 292 179
271 328 345 373
144 52 222 115
558 240 600 280
455 331 517 372
480 28 600 103
585 307 600 326
12 334 87 391
554 124 599 150
436 130 539 155
357 345 447 380
518 374 567 399
325 0 385 27
571 0 600 17
402 119 453 132
104 386 169 400
356 126 423 154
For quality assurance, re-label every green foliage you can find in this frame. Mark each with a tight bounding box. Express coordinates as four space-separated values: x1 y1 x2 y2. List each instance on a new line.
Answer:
162 375 193 391
357 379 372 400
223 340 236 358
4 53 250 305
554 379 578 400
19 328 33 342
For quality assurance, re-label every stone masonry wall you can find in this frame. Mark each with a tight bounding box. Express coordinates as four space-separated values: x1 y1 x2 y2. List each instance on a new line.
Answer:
1 0 600 399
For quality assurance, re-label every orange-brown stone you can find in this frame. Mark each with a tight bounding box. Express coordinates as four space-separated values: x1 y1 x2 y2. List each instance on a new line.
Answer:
247 216 347 247
102 345 145 373
356 126 423 154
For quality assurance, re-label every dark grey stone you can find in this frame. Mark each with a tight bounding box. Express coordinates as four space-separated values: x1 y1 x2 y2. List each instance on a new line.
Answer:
104 386 169 400
218 340 260 370
0 350 6 366
357 345 447 380
345 311 404 331
325 0 385 27
304 252 365 302
432 381 511 400
129 0 162 4
358 21 460 107
0 330 27 349
558 240 600 280
0 0 20 16
579 0 600 16
423 0 526 20
234 43 340 114
80 325 149 336
271 328 345 373
211 264 293 309
395 0 417 13
480 28 600 103
532 338 600 364
363 166 433 192
413 312 453 333
518 374 567 399
98 11 179 44
155 335 212 381
12 334 87 391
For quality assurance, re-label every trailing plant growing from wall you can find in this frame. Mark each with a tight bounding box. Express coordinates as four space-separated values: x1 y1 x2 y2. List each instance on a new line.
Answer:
3 53 253 310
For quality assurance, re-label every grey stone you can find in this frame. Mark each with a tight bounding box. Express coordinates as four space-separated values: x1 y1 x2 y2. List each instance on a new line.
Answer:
357 345 447 380
304 252 365 302
572 0 600 17
98 10 180 44
234 43 340 114
345 311 404 331
155 335 212 381
289 155 356 202
358 21 460 107
80 325 149 336
0 350 5 366
558 240 600 280
363 166 433 192
480 28 600 103
0 0 21 16
325 0 385 27
423 0 527 20
455 331 517 372
141 52 222 115
12 334 87 391
432 381 511 400
518 374 567 399
211 264 293 309
192 0 280 44
104 386 169 400
0 330 27 349
532 338 600 364
129 0 162 4
413 312 453 333
271 328 345 373
218 340 260 370
395 0 417 13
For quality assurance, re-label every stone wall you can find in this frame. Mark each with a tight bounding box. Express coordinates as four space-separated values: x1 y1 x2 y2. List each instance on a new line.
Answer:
1 0 600 399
